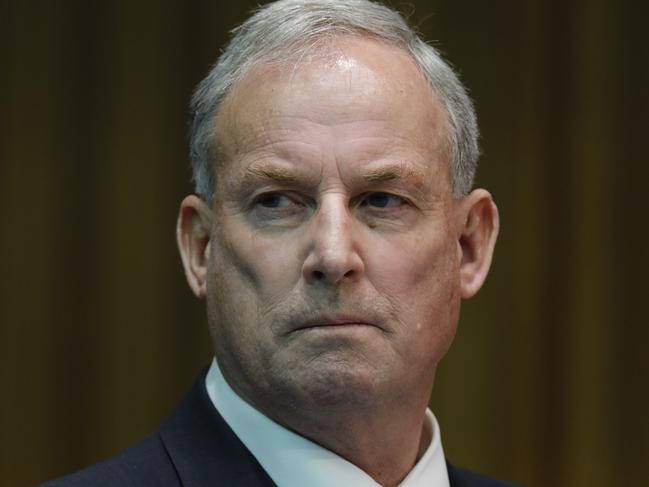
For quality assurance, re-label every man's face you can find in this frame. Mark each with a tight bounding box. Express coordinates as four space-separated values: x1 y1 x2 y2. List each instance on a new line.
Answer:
204 38 465 418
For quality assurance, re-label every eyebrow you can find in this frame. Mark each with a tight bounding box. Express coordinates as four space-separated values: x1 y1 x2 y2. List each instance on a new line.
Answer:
238 161 429 195
245 164 301 183
359 163 429 196
362 164 424 183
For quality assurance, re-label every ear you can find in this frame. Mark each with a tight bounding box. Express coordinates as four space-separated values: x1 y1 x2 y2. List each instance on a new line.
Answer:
176 195 213 299
455 189 499 299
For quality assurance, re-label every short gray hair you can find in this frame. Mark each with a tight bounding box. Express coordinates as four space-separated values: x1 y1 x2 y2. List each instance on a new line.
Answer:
190 0 479 200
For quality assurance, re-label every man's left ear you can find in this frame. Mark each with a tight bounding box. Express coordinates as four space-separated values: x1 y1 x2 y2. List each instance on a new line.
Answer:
455 188 499 299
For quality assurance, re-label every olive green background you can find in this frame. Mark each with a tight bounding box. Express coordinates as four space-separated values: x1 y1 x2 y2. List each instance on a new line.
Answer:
1 1 647 486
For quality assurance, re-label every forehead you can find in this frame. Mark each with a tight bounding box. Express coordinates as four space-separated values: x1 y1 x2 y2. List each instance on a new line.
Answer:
213 36 450 182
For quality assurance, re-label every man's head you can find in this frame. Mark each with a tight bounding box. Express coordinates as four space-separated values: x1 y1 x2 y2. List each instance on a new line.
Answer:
189 0 480 202
177 0 498 438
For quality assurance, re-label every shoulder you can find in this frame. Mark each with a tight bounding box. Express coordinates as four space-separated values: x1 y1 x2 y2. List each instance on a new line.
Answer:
37 369 273 487
37 433 180 487
447 461 523 487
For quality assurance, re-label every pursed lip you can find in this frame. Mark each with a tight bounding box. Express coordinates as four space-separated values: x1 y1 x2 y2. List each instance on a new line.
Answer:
288 313 380 333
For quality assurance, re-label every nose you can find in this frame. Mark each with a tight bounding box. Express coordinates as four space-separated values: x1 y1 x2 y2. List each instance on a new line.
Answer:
302 199 365 286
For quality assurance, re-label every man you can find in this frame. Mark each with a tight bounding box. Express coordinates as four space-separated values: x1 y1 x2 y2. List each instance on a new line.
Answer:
42 0 516 485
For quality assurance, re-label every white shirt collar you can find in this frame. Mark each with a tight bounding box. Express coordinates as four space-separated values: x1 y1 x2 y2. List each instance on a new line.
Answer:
205 358 450 487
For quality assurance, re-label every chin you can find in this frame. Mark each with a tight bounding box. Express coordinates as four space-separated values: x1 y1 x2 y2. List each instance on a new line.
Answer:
267 353 393 411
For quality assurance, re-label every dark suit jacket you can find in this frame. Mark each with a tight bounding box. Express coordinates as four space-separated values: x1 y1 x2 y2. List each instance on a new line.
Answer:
40 371 520 487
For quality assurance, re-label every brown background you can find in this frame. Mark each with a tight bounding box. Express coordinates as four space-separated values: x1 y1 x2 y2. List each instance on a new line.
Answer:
1 1 647 486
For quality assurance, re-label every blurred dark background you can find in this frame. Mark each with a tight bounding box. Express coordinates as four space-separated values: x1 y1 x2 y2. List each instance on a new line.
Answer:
1 1 647 485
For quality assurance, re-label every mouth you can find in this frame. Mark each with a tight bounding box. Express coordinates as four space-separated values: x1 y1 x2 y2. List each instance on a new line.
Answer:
289 314 380 333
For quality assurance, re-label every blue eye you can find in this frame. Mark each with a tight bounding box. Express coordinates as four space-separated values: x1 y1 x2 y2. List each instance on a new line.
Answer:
363 192 404 208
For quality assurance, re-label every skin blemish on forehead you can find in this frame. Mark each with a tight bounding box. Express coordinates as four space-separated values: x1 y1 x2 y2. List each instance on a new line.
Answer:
333 55 361 71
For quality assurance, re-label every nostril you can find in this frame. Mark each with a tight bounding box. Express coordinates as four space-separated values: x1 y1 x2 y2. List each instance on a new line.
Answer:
343 269 355 278
313 270 325 280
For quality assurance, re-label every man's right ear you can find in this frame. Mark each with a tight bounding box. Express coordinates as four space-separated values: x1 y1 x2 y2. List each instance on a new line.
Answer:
176 195 213 299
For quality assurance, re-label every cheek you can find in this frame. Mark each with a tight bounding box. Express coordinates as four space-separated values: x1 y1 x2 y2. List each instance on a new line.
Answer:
211 222 303 299
369 235 461 352
371 233 459 294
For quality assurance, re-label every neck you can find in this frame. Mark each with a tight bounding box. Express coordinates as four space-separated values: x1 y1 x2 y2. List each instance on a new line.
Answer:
262 392 433 486
218 358 437 486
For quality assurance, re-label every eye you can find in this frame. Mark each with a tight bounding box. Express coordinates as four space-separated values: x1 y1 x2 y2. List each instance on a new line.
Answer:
361 192 406 209
249 191 309 226
256 192 295 208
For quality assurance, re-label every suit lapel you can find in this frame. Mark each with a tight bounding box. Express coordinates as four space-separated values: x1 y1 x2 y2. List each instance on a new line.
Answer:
159 370 276 487
158 371 515 487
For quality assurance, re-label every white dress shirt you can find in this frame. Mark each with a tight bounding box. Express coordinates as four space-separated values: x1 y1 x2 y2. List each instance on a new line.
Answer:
205 359 450 487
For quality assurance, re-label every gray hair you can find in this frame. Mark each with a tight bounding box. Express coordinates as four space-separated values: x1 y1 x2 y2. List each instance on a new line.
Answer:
190 0 479 200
